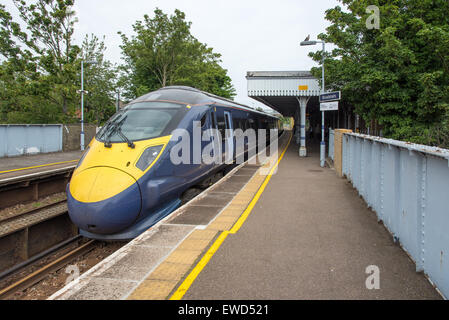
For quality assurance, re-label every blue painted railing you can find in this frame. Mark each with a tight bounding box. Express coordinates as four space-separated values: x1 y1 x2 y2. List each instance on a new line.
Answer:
342 133 449 299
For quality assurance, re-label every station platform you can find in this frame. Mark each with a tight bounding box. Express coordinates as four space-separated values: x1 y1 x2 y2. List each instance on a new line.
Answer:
0 151 82 183
49 132 441 300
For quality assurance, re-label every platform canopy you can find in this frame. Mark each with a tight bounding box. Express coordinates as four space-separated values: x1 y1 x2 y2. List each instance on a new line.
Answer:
246 71 321 117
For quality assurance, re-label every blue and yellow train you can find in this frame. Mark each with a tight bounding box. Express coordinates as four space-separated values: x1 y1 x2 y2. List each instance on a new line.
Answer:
67 86 281 240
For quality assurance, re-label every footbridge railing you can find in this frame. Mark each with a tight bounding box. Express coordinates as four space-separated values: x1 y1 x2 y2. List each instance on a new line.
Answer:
335 131 449 299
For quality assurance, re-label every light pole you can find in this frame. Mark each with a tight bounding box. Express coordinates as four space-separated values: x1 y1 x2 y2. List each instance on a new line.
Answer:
300 39 326 167
116 90 121 112
80 60 97 151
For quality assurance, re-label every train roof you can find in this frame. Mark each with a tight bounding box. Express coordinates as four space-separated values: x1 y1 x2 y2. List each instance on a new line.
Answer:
130 86 280 119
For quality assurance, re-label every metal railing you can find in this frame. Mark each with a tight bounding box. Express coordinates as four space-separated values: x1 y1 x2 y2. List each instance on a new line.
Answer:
342 133 449 299
328 129 335 160
0 124 63 157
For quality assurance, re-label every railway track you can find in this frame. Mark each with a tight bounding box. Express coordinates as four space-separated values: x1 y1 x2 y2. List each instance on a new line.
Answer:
0 198 68 238
0 237 97 300
0 165 77 278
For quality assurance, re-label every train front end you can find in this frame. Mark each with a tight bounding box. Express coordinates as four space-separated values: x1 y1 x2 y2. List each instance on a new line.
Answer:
67 101 185 240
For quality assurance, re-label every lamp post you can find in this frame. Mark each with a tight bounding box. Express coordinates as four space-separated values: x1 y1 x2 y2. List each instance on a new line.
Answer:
116 90 121 112
300 39 326 167
80 60 97 151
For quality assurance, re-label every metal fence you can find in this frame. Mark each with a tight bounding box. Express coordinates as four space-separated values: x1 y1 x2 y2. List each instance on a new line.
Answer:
342 133 449 299
0 125 63 157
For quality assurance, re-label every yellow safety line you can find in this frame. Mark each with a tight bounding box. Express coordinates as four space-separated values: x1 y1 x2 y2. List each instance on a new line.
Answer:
0 160 79 174
229 133 292 234
169 231 230 300
170 132 292 300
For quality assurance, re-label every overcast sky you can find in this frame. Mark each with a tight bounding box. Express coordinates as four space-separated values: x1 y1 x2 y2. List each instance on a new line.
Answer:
5 0 342 109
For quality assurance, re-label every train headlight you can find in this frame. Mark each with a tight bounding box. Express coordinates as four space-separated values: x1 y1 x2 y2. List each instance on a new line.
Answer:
136 145 164 171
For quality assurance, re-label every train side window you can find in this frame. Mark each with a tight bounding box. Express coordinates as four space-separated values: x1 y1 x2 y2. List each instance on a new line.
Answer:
217 115 226 141
233 118 239 130
211 112 217 129
224 113 230 130
200 113 207 128
244 120 250 131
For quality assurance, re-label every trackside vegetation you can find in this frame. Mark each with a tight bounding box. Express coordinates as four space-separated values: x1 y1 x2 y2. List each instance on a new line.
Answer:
309 0 449 148
0 1 235 126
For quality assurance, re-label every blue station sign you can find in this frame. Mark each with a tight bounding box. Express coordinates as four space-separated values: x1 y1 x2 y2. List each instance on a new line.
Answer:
319 91 341 103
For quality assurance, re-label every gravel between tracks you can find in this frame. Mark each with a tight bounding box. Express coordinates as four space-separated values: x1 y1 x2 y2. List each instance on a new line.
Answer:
4 241 125 300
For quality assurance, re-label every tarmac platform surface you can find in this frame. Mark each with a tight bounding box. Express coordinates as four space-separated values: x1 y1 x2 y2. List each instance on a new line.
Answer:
0 151 82 181
49 133 441 300
182 142 441 300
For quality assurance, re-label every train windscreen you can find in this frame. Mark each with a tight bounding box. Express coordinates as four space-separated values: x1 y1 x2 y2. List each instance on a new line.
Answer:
96 102 185 143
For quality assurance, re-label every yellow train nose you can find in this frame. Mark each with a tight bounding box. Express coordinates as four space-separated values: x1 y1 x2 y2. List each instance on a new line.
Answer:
70 167 138 203
68 166 142 235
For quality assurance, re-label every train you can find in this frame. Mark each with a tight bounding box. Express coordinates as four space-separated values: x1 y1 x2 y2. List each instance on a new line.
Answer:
67 86 281 240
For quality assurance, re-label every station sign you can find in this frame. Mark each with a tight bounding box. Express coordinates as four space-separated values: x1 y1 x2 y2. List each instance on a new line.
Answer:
298 85 309 91
319 91 341 103
320 101 339 111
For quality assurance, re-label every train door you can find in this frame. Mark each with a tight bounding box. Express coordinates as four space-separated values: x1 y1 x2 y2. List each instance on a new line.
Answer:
209 109 220 164
223 111 234 163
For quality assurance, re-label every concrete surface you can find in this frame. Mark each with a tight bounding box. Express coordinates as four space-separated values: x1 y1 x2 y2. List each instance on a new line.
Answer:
62 124 97 152
51 224 196 300
183 142 442 300
0 150 82 173
48 151 265 300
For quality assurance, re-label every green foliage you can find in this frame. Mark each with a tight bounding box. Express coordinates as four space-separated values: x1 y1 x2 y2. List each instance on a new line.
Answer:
118 8 235 100
309 0 449 147
0 4 235 125
279 117 291 125
81 34 119 125
0 0 116 125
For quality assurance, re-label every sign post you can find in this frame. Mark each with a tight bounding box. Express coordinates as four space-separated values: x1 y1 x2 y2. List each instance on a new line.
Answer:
319 91 341 103
320 101 339 111
319 91 340 167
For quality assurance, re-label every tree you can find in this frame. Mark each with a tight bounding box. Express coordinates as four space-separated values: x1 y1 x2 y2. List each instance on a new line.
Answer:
81 34 117 125
0 1 117 125
0 0 80 123
118 8 235 100
308 0 449 146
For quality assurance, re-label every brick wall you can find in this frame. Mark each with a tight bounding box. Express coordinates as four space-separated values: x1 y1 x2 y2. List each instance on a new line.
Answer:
62 124 97 152
334 129 352 177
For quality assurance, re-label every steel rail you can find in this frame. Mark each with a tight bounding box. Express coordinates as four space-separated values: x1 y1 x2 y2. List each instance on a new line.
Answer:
0 235 82 281
0 239 96 300
0 199 67 224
